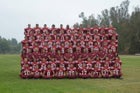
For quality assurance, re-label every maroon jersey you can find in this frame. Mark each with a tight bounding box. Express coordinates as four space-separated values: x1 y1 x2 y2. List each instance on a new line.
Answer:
92 67 101 78
51 62 56 71
88 52 96 60
79 67 89 78
34 27 42 35
44 68 54 78
32 68 41 78
64 53 74 61
24 27 32 36
77 61 83 72
42 27 49 34
55 53 64 60
112 67 122 77
86 61 93 71
74 52 81 60
32 52 41 60
67 67 76 78
20 68 31 78
81 53 88 60
98 51 106 59
56 67 66 78
107 53 114 60
102 66 110 78
110 44 117 53
40 62 47 71
48 52 56 60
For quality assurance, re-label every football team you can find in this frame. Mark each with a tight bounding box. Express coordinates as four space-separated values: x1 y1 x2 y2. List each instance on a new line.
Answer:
20 24 122 79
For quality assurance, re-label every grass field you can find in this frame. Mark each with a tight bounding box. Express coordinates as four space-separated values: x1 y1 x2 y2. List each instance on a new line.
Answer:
0 55 140 93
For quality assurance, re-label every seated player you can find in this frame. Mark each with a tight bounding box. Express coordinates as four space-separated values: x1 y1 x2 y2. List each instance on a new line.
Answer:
50 58 56 69
107 49 115 61
111 35 118 44
81 48 89 61
43 63 54 79
67 63 77 78
55 36 61 48
88 39 94 48
64 39 70 48
109 41 118 55
93 42 100 53
32 47 40 61
48 48 56 61
55 63 66 78
101 62 112 78
21 49 27 60
32 64 41 78
60 42 65 54
80 40 85 48
114 56 122 69
20 61 32 79
88 47 97 60
79 62 89 78
86 58 93 72
92 58 102 78
21 57 28 66
48 39 53 48
102 40 109 53
40 58 47 75
104 57 111 66
74 48 82 60
77 57 83 73
55 50 64 61
40 48 48 60
64 49 74 61
98 47 107 60
112 63 122 78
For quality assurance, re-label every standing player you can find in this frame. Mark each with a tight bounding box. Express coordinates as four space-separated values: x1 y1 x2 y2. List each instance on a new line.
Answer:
33 24 42 36
24 24 32 36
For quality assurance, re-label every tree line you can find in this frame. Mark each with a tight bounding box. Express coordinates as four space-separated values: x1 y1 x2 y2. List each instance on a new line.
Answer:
74 0 140 54
0 36 21 54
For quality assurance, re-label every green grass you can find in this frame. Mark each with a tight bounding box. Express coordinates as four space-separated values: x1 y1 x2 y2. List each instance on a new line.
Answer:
0 55 140 93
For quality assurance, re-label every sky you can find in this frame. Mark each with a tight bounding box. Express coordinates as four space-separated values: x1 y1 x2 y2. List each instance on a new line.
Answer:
0 0 140 42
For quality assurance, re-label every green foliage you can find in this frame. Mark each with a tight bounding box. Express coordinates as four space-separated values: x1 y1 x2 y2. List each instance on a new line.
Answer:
75 0 140 54
0 36 21 54
0 55 140 93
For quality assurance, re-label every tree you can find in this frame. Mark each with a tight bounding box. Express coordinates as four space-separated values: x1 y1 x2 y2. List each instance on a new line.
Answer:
0 36 21 54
